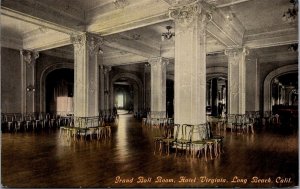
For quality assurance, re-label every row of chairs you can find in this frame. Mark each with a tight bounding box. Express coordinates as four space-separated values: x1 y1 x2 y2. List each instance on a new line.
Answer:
59 116 112 141
153 122 224 161
245 111 286 127
1 112 117 134
223 114 255 133
209 112 283 134
1 113 62 132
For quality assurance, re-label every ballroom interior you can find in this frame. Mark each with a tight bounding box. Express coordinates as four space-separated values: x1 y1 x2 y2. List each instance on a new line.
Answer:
1 0 298 188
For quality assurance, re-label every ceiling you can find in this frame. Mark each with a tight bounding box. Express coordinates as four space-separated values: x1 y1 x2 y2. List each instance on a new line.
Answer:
0 0 298 69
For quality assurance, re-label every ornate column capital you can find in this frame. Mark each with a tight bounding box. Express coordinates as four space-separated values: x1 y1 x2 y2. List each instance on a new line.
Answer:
225 47 249 57
20 50 39 65
70 33 104 55
104 66 112 74
148 57 169 66
70 33 86 55
169 0 212 28
87 34 104 55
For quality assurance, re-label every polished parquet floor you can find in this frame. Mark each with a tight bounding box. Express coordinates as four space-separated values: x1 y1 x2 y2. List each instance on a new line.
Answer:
1 113 298 188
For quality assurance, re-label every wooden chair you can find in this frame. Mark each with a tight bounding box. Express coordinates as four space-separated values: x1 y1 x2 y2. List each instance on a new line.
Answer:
191 123 209 160
174 124 194 157
244 114 255 134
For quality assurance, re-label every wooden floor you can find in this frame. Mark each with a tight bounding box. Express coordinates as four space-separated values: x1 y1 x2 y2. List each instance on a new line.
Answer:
1 114 298 188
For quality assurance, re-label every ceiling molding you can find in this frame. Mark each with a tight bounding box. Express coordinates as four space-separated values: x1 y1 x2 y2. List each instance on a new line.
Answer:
34 1 85 24
207 7 245 47
215 0 251 8
1 4 84 34
1 7 82 35
87 1 170 35
104 34 160 58
103 53 147 66
23 30 71 51
244 31 298 49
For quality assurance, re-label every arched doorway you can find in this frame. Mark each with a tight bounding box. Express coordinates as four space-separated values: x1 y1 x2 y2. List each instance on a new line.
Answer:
45 68 74 115
113 78 135 113
263 64 298 112
110 72 143 114
270 72 298 126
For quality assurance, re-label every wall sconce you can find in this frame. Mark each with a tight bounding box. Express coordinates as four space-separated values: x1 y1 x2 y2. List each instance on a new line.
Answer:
26 85 35 92
98 47 104 54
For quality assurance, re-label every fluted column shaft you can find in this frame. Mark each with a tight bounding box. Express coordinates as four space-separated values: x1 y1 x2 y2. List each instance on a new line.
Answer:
225 47 249 114
71 33 103 117
170 2 211 125
20 50 39 114
149 57 168 118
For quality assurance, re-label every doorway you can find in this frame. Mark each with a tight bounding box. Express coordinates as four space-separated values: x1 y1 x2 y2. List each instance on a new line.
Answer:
45 68 74 115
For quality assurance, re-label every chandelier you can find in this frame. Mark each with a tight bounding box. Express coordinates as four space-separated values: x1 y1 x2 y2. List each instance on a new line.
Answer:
113 0 128 9
282 0 298 23
161 26 175 41
288 43 298 51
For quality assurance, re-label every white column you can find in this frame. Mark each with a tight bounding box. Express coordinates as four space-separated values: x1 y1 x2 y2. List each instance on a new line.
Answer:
144 63 151 111
104 66 111 110
246 56 260 112
20 50 39 114
225 47 249 115
149 57 168 118
170 2 211 125
99 65 105 112
71 33 102 117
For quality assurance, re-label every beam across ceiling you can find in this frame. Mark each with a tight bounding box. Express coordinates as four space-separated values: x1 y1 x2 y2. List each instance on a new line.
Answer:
86 0 171 35
244 27 298 49
104 34 160 58
1 2 84 34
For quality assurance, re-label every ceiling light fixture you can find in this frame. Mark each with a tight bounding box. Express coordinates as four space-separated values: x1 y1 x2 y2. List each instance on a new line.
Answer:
288 43 298 51
282 0 298 23
161 26 175 41
113 0 128 9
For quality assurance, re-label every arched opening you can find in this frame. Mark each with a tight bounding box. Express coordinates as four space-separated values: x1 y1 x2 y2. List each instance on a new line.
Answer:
113 78 135 113
110 70 144 116
271 72 298 126
263 64 298 112
45 68 74 115
206 77 227 116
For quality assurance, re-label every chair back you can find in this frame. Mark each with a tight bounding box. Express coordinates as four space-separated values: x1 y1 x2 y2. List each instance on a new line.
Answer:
178 124 194 141
227 114 235 124
192 123 209 141
173 124 180 140
235 114 245 125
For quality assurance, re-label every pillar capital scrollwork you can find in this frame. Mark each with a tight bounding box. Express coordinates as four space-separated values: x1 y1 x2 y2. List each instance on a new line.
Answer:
70 33 85 55
20 50 39 65
71 33 104 55
224 47 249 57
104 66 112 74
148 57 169 66
87 35 104 55
169 0 212 28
